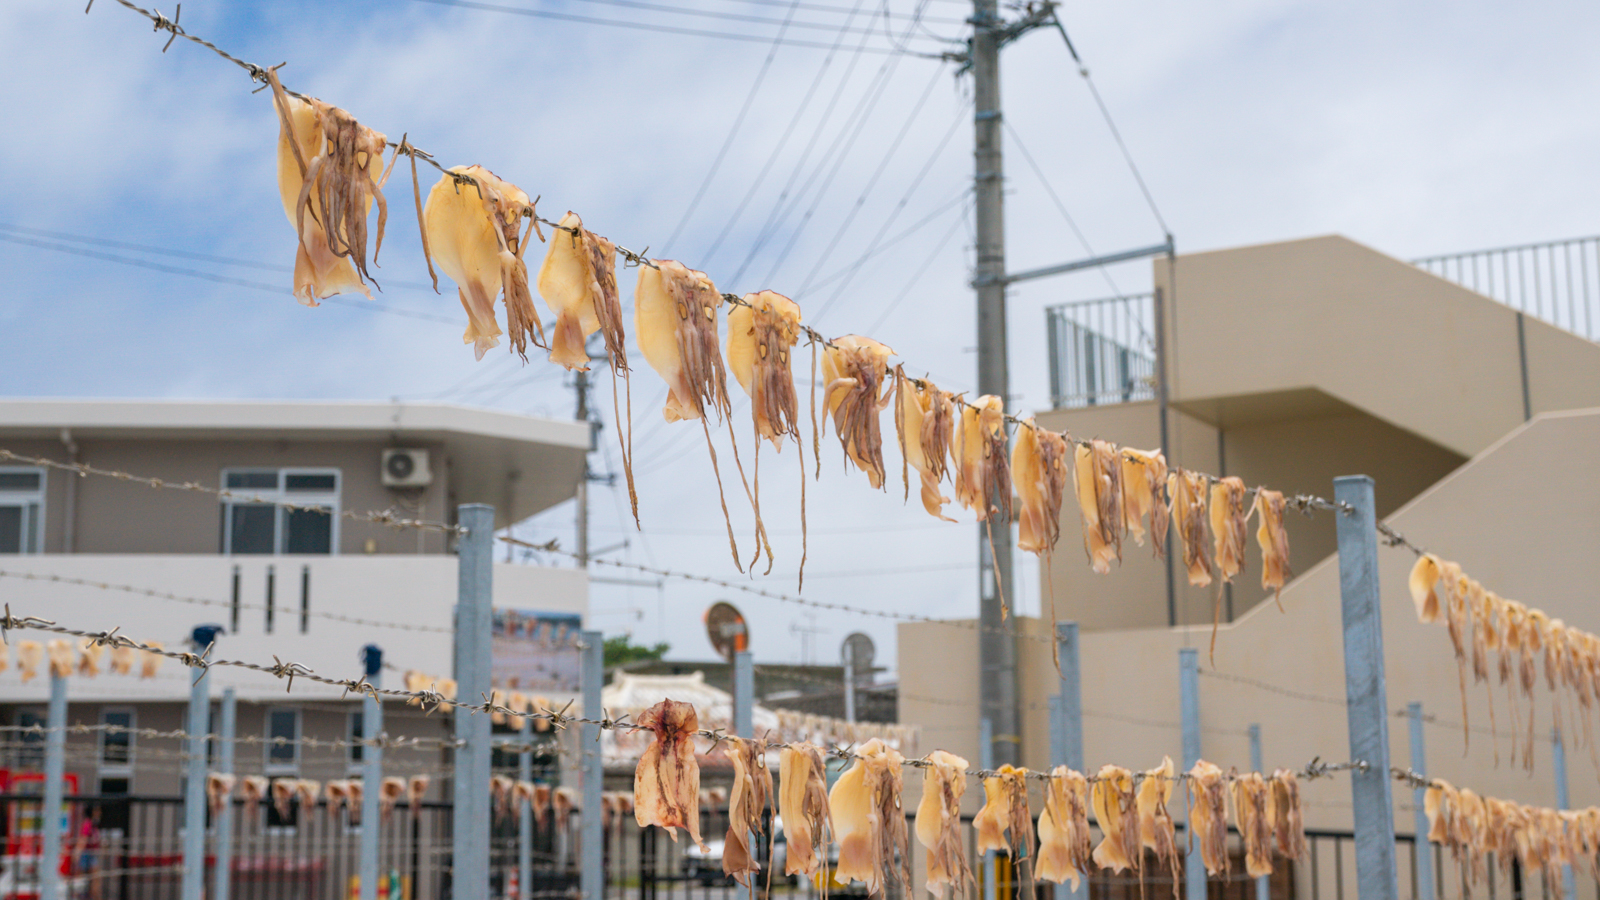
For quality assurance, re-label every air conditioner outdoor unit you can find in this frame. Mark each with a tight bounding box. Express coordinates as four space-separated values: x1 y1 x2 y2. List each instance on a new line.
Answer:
381 449 432 488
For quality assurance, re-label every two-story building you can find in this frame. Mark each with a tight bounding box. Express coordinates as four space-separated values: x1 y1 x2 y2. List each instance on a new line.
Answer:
0 399 590 798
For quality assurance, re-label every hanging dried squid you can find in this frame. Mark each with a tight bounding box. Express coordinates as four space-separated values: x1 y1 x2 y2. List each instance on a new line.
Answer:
636 261 757 570
1207 475 1250 657
821 335 897 490
269 72 388 305
974 764 1034 873
17 641 41 683
778 742 832 878
1136 757 1182 898
380 777 406 821
634 699 706 849
828 738 910 897
241 775 270 814
140 641 163 680
77 640 103 678
1036 767 1093 889
953 394 1012 613
109 644 135 676
894 369 958 523
538 211 637 524
1090 765 1139 875
1014 421 1070 558
409 776 430 816
721 737 772 885
1167 469 1213 588
1253 488 1292 607
728 291 806 578
423 165 545 360
914 750 973 896
1073 439 1123 574
1270 769 1307 860
1230 772 1274 879
272 778 297 820
1120 447 1169 558
207 773 237 816
1187 760 1229 876
46 640 73 679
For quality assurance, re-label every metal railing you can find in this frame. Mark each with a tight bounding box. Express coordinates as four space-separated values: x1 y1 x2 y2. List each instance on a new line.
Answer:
1413 236 1600 343
1045 294 1158 409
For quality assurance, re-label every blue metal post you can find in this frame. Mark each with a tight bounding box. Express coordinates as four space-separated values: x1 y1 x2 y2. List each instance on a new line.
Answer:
360 647 383 900
1334 475 1398 900
1407 703 1433 900
1180 648 1204 900
1051 622 1086 900
581 630 604 900
980 717 996 900
1249 724 1268 900
733 651 753 738
1553 728 1575 899
40 673 66 900
182 627 219 900
519 744 533 900
454 505 494 900
215 688 237 900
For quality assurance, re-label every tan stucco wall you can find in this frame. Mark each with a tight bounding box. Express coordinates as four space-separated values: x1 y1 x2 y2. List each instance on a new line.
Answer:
905 407 1600 846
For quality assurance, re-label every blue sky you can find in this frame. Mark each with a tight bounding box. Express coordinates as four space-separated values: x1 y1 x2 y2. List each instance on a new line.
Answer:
2 0 1598 673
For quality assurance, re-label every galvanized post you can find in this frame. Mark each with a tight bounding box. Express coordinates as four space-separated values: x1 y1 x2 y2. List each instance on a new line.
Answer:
454 505 494 900
843 655 856 724
1180 647 1204 900
520 743 533 900
360 647 384 900
1051 622 1085 900
40 672 66 900
1249 724 1268 900
215 688 237 900
1407 703 1433 900
581 630 604 900
182 626 219 900
1334 475 1399 900
734 651 753 738
1553 728 1575 899
980 717 996 900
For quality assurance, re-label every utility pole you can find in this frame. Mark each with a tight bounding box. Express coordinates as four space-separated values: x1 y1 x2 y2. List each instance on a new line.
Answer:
574 366 591 566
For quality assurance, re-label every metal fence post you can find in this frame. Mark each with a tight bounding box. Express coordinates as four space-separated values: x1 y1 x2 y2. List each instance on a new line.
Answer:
1406 703 1433 900
1249 724 1268 900
1051 622 1085 900
1553 728 1575 899
454 505 494 900
520 742 533 900
41 672 66 900
183 626 219 900
581 630 604 900
980 717 996 900
734 651 753 738
215 688 237 900
1180 647 1204 900
1334 475 1398 900
360 646 384 900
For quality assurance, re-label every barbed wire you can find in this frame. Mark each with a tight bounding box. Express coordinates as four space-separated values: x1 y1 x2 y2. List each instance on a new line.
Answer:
0 450 463 536
1393 708 1553 746
1196 668 1349 708
0 721 461 751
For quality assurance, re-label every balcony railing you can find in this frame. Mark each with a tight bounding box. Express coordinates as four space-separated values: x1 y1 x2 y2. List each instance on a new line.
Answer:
1413 235 1600 342
1045 294 1158 409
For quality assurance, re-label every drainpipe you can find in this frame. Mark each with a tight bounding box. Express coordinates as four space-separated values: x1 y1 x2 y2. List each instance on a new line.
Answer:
59 429 77 554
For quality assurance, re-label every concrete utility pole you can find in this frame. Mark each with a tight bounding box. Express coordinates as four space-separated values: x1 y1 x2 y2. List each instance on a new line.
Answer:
575 366 591 566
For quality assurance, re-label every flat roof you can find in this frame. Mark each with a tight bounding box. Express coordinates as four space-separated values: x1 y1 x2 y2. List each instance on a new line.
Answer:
0 399 589 525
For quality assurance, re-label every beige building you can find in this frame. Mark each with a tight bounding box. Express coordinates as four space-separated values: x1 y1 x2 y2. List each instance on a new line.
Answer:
900 234 1600 897
0 399 590 797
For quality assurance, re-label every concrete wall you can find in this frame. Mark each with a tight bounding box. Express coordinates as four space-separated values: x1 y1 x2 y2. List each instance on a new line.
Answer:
904 408 1600 849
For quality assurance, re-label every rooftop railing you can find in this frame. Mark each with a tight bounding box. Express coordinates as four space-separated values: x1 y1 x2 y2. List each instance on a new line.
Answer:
1045 294 1158 409
1413 235 1600 342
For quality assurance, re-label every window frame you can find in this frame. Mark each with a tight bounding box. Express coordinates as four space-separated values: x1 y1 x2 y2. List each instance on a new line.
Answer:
0 466 46 555
346 710 364 772
220 468 341 556
262 707 301 775
98 707 135 775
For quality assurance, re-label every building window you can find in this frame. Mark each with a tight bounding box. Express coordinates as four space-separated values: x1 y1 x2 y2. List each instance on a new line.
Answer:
0 467 45 555
99 709 134 773
15 709 45 768
348 711 364 768
264 708 300 774
220 469 339 555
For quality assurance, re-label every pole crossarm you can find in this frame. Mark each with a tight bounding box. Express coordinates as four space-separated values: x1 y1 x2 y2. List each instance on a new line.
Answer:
978 239 1175 287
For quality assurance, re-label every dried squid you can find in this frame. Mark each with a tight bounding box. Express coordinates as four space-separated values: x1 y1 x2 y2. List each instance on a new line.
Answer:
821 335 897 489
109 644 135 676
953 395 1012 612
1120 447 1169 558
380 777 406 821
538 211 637 523
1187 760 1229 876
728 291 806 579
778 743 832 878
423 165 545 360
1013 421 1070 558
17 641 41 683
828 738 910 897
241 775 269 814
269 72 388 305
894 371 958 522
1208 476 1249 582
1253 488 1292 607
410 776 431 815
1036 767 1093 888
1136 757 1182 898
1230 772 1274 878
294 780 321 816
347 780 366 825
722 737 772 885
634 699 706 849
140 641 164 680
1073 439 1123 574
1269 769 1307 859
76 640 102 678
1167 469 1213 588
975 764 1034 867
914 750 973 895
636 261 756 570
46 640 73 679
1089 765 1139 874
1407 554 1445 624
272 778 297 820
207 773 236 816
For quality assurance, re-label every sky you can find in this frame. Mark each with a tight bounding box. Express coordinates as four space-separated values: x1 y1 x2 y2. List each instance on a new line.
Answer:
1 0 1597 676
